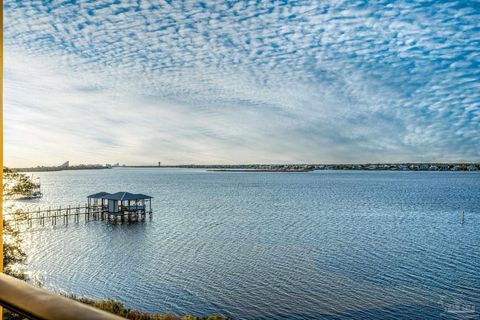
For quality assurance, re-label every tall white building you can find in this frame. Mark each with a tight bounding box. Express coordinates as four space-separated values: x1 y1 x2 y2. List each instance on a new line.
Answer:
59 161 69 168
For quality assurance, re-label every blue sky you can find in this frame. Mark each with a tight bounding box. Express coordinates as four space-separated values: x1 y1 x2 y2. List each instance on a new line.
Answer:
4 0 480 166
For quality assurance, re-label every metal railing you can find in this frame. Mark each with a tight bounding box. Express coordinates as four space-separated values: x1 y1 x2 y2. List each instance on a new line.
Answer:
0 273 123 320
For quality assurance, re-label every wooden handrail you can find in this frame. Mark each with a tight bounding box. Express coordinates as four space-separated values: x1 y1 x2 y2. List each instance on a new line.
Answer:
0 273 124 320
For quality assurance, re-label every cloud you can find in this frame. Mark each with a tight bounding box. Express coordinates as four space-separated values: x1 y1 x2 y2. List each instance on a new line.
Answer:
4 0 480 166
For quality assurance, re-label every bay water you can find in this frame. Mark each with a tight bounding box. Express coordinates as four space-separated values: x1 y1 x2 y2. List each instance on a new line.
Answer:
14 169 480 319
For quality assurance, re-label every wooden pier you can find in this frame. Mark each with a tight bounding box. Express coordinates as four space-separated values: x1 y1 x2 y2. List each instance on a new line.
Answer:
21 204 152 227
14 191 154 228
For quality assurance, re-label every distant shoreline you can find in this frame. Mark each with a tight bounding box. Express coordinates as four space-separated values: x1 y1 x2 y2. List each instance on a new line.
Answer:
10 162 479 173
11 166 110 173
207 168 313 172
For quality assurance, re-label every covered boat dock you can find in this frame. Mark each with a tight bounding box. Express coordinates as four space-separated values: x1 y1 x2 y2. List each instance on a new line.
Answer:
87 191 153 222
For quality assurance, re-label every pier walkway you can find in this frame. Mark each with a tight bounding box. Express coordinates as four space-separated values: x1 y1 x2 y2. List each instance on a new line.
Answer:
16 191 154 228
20 204 152 227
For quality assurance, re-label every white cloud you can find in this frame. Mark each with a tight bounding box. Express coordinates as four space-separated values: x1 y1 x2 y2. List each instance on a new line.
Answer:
4 0 480 166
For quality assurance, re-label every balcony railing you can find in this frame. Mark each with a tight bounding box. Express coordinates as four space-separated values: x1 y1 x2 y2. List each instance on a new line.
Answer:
0 273 123 320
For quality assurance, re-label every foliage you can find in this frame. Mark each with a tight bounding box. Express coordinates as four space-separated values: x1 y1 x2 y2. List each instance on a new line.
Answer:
3 167 40 199
2 208 28 280
2 168 31 320
2 168 29 280
68 295 230 320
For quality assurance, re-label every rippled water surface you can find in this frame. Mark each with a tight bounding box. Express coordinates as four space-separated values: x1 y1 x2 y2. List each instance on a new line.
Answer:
15 169 480 319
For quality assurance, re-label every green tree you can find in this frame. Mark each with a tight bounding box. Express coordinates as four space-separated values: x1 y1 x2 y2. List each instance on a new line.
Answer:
3 168 39 199
2 168 31 280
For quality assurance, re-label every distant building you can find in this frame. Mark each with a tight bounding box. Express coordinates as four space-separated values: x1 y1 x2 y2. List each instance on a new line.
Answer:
429 165 438 171
440 164 450 171
59 161 69 168
419 164 429 171
467 165 478 171
158 162 161 167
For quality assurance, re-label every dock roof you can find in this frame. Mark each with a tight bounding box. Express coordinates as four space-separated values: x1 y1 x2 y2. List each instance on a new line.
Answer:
87 192 111 199
96 192 152 201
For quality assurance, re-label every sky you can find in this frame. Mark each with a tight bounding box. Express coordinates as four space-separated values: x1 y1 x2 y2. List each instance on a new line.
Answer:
4 0 480 167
